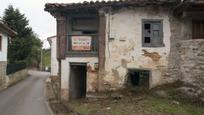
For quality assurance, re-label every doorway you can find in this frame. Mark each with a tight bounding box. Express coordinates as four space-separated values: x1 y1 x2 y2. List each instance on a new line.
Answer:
70 63 87 99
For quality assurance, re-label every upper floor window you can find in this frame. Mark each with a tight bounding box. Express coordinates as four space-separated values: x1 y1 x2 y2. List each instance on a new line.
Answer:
0 36 2 51
142 19 164 47
192 21 204 39
71 17 98 35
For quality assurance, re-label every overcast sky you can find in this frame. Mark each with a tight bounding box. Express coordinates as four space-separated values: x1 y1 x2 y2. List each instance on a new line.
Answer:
0 0 104 48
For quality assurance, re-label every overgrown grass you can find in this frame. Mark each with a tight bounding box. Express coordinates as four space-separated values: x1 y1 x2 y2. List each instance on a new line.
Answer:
68 94 204 115
145 97 204 115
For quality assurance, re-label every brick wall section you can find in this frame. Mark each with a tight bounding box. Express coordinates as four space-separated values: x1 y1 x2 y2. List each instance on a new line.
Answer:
0 61 7 90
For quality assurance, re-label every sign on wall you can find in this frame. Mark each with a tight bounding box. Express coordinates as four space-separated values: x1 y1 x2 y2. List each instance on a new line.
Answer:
71 36 92 51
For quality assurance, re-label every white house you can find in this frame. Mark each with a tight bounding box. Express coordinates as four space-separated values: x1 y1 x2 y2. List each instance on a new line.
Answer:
0 21 17 89
47 36 59 76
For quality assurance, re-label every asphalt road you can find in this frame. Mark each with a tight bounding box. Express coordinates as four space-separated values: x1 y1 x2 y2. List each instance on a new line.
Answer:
0 71 53 115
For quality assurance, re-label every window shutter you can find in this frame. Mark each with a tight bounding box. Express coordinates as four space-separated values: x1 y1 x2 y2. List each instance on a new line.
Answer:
142 20 163 47
152 22 163 46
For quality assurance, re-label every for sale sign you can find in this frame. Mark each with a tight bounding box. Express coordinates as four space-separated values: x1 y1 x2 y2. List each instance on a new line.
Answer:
71 36 91 51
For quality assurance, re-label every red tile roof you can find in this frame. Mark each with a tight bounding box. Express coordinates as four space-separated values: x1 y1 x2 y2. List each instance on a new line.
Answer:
45 0 181 13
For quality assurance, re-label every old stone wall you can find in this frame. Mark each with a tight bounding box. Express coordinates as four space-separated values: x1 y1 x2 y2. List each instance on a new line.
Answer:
6 69 28 87
168 17 192 83
178 40 204 92
0 61 7 90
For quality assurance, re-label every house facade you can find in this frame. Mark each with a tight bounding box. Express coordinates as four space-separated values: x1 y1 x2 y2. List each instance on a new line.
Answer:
47 36 59 76
0 21 17 89
45 0 204 100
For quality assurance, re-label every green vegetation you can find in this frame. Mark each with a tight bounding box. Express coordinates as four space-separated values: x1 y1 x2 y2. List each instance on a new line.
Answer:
42 48 51 70
2 5 42 67
145 97 204 115
67 90 204 115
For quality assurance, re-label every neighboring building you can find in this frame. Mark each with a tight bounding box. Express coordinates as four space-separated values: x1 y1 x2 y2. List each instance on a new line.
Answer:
47 36 59 76
45 0 204 100
0 21 17 89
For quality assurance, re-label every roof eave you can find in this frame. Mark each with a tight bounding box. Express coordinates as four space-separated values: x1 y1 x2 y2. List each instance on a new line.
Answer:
0 22 17 37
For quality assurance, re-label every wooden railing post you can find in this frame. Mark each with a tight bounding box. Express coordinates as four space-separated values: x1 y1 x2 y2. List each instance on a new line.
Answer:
56 15 67 60
98 11 106 91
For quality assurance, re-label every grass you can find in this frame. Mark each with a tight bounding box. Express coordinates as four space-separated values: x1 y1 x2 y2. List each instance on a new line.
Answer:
68 93 204 115
145 97 204 115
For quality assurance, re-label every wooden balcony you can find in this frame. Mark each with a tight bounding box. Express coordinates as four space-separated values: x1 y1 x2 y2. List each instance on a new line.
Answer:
66 34 98 57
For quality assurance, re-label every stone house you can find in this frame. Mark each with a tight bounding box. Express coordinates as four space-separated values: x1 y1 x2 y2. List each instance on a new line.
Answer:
0 21 17 89
45 0 204 101
47 35 59 76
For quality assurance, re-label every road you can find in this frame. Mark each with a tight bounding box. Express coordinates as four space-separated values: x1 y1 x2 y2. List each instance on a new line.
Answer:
0 71 53 115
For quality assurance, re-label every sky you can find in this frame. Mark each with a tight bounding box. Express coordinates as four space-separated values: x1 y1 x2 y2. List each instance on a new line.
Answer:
0 0 103 48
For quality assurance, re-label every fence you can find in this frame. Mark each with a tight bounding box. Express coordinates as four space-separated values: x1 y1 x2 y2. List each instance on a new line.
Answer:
6 63 26 75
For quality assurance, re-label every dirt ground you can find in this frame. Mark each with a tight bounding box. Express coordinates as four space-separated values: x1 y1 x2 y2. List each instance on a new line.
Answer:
46 80 204 115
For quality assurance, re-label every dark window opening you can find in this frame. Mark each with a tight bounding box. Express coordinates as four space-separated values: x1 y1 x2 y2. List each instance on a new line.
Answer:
82 31 98 35
145 23 151 30
144 37 151 43
192 21 204 39
142 20 163 47
67 16 99 56
70 64 87 99
127 69 150 88
71 17 98 35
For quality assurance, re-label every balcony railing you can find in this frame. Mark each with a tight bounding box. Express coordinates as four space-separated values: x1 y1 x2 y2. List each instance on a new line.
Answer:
66 34 98 57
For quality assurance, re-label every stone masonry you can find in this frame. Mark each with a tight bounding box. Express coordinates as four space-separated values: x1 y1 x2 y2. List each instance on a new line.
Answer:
0 61 7 90
179 40 204 92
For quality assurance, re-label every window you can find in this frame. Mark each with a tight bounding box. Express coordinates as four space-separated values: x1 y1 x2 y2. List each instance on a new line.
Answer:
192 21 204 39
142 20 164 47
71 17 98 35
0 36 2 51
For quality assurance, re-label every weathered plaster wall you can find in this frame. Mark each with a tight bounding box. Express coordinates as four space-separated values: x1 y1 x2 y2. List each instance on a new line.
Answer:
50 36 59 76
0 32 8 61
60 57 98 100
102 7 173 89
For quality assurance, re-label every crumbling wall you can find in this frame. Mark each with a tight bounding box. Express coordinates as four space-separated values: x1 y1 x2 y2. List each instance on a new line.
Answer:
6 69 28 87
102 7 173 90
168 17 192 83
168 16 204 101
178 40 204 96
60 57 98 100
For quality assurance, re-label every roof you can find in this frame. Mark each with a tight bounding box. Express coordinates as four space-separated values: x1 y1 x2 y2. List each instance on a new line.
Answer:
45 0 181 13
0 21 17 37
47 35 56 46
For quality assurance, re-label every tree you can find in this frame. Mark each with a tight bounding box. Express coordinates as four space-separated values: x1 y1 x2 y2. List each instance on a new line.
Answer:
2 5 42 66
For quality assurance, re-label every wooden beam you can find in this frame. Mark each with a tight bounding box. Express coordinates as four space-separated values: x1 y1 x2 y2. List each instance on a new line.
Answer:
98 10 106 91
98 12 106 72
56 15 67 60
183 11 204 19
